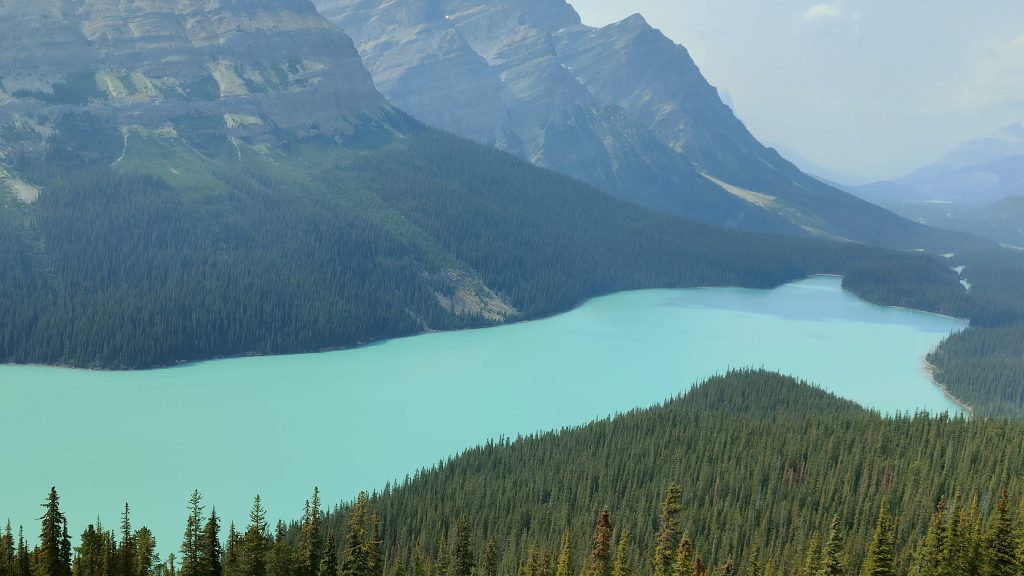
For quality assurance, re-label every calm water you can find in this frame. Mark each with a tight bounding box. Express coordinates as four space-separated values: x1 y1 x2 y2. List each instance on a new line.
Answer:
0 276 965 551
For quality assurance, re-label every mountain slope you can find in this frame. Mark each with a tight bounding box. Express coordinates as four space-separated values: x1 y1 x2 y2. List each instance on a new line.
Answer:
315 0 977 251
0 0 967 369
322 370 1024 574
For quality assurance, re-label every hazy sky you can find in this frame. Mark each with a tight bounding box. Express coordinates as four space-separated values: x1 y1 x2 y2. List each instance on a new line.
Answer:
569 0 1024 181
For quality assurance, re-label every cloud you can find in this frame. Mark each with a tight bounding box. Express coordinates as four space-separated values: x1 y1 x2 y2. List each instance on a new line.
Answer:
801 3 845 24
956 34 1024 111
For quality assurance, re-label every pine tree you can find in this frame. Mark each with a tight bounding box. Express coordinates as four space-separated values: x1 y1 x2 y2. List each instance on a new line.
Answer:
912 497 949 576
199 509 222 576
241 496 270 576
38 488 71 576
481 536 499 576
1 522 15 576
448 517 474 576
984 489 1020 576
180 491 204 576
654 485 682 576
800 533 821 576
342 493 381 576
316 532 337 576
611 530 630 576
222 523 241 576
585 510 613 576
672 537 691 576
296 490 323 576
434 535 448 576
412 540 429 576
14 527 29 576
744 547 760 576
120 504 137 576
136 527 158 576
268 521 294 576
690 554 706 576
818 516 844 576
861 500 895 576
555 531 573 576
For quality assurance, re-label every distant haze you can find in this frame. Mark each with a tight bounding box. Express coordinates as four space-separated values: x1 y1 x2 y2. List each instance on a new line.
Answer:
570 0 1024 181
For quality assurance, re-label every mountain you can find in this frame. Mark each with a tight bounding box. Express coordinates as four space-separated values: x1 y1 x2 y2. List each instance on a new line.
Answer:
848 125 1024 246
0 0 962 369
313 0 972 250
855 124 1024 206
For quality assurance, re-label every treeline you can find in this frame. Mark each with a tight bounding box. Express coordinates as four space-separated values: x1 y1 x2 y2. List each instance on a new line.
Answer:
327 371 1024 575
6 477 1024 576
0 117 966 369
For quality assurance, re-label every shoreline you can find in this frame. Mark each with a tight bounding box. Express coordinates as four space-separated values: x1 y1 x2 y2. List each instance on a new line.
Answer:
922 350 975 417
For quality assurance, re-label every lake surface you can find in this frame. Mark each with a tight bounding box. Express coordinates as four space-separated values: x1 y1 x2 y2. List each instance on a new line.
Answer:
0 276 965 552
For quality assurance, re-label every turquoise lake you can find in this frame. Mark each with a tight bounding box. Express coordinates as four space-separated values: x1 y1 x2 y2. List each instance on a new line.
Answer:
0 276 966 551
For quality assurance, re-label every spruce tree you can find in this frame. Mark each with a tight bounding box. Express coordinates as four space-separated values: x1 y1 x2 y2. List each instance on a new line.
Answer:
861 500 895 576
585 510 613 576
136 527 158 576
342 493 380 576
449 517 474 576
38 488 71 576
654 486 682 576
714 561 733 576
268 521 294 576
744 547 760 576
180 491 204 576
800 533 821 576
434 535 448 576
672 537 691 576
199 509 223 576
555 531 573 576
241 496 270 576
690 554 706 576
481 536 499 576
316 532 337 576
611 530 630 576
818 516 844 576
296 489 323 576
222 523 241 576
984 489 1020 576
120 504 136 576
412 540 429 576
1 522 15 576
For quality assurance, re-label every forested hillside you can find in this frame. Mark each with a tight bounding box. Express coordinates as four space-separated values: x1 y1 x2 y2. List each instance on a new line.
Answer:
0 117 965 369
5 372 1024 576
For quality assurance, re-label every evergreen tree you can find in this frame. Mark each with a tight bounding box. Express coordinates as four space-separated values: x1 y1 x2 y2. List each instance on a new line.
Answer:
434 535 448 576
120 504 137 576
38 488 71 576
296 490 323 576
1 522 14 576
672 537 691 576
481 536 498 576
199 509 222 576
984 489 1020 576
222 523 241 576
180 491 204 576
268 522 294 576
690 554 706 576
14 527 29 576
241 496 270 576
860 500 895 576
448 517 473 576
654 486 682 576
744 547 760 576
342 493 381 576
611 530 630 576
555 531 573 576
316 532 337 576
817 516 844 576
800 533 821 576
136 527 158 576
412 540 429 576
585 510 613 576
912 497 949 576
714 561 733 576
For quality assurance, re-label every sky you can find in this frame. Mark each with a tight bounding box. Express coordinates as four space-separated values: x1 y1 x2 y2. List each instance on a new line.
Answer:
569 0 1024 182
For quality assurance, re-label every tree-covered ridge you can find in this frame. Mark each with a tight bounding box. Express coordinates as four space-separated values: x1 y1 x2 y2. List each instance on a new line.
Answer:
4 372 1024 576
0 116 965 369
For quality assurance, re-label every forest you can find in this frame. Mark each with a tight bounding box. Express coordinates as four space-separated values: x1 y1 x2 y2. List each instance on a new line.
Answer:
4 371 1024 576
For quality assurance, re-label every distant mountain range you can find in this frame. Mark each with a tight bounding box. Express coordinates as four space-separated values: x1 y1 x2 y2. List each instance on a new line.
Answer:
848 124 1024 247
313 0 970 249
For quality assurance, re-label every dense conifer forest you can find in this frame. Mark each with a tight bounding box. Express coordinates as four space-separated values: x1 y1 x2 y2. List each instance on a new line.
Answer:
4 372 1024 576
0 118 968 370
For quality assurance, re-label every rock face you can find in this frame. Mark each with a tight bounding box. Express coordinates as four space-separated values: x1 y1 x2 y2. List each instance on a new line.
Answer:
316 0 961 247
0 0 391 150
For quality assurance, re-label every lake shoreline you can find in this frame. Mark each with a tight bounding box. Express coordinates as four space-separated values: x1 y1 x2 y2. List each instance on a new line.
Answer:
923 352 975 417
